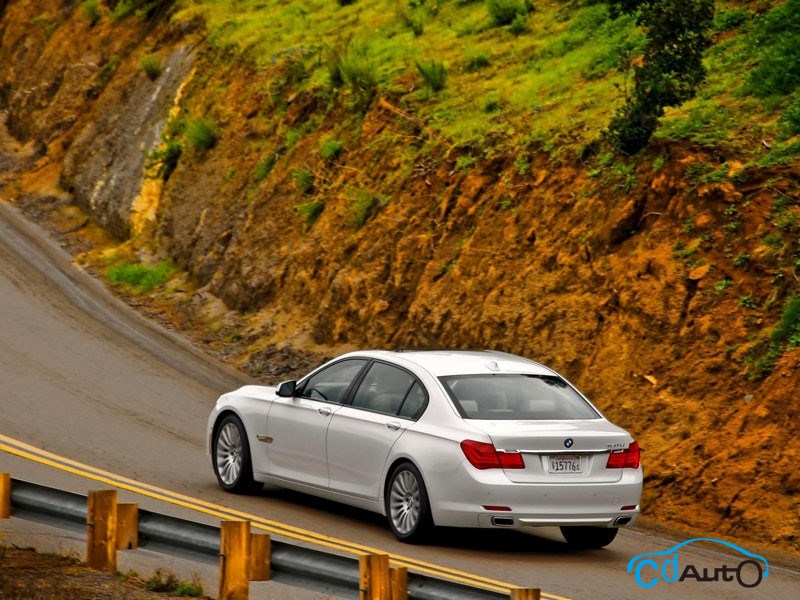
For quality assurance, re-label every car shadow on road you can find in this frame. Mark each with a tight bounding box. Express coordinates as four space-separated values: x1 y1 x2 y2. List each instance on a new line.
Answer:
251 487 622 558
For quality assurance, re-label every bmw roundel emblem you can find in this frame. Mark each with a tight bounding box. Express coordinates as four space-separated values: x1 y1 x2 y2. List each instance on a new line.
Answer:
564 438 574 448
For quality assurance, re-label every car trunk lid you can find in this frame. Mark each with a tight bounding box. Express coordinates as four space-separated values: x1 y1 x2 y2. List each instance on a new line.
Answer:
472 419 631 483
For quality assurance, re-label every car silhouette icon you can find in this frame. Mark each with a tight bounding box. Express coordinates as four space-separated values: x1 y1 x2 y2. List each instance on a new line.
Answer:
628 538 769 589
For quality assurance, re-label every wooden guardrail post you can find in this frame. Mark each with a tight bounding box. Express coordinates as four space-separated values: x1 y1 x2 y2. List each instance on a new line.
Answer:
248 532 271 581
220 520 250 600
359 553 391 600
390 566 408 600
0 474 10 519
87 490 118 572
116 502 138 550
511 589 541 600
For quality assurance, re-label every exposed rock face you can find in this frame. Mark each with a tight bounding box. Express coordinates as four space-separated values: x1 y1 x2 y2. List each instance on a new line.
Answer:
61 46 193 239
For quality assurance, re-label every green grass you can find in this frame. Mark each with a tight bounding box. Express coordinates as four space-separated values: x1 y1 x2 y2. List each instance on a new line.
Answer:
81 0 101 26
184 118 218 151
319 137 343 161
170 0 793 155
296 200 325 228
485 0 528 27
347 189 387 228
253 154 277 183
106 261 175 293
140 53 162 80
416 59 448 92
747 294 800 379
463 49 491 73
293 168 315 194
771 294 800 347
145 570 203 597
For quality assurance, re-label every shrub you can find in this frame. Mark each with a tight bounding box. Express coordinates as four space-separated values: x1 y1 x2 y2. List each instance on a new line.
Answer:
756 141 800 168
713 8 750 32
456 156 475 171
779 93 800 138
338 0 356 5
145 140 182 181
747 294 800 379
657 102 735 145
106 261 174 293
337 43 379 110
746 0 800 98
733 252 750 268
464 50 491 73
185 119 217 151
770 294 800 347
324 44 345 88
140 53 162 80
416 59 448 91
144 569 203 596
486 0 528 27
348 190 386 228
607 0 715 154
252 155 277 183
320 137 343 161
409 14 425 37
738 295 758 310
483 96 501 112
714 278 733 294
509 13 527 35
82 0 101 26
293 169 315 194
296 201 325 228
111 0 176 22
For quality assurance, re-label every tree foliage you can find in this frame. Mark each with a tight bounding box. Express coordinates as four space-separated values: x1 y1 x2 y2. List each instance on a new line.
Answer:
607 0 714 154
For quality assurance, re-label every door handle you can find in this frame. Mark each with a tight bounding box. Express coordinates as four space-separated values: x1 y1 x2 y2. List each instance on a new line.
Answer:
386 422 401 431
318 407 332 416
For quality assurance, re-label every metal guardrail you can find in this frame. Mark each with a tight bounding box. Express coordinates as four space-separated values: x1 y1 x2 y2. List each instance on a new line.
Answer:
6 477 517 600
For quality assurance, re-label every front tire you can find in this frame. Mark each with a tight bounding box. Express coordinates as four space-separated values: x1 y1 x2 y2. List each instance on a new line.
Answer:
213 414 260 494
385 462 433 543
560 526 618 549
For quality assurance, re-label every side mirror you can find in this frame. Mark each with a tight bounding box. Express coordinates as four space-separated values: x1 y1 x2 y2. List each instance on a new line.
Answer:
276 380 296 397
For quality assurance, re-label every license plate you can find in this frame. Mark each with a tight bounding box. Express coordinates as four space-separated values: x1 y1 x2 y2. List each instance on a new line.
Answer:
548 455 582 473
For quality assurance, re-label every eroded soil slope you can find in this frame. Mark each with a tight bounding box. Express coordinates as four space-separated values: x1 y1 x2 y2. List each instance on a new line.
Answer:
0 0 798 555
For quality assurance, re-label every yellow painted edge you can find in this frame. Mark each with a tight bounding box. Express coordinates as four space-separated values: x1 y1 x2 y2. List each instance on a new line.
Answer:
0 434 569 600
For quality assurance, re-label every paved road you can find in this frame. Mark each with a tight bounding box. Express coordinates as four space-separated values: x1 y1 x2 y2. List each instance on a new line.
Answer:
1 200 798 599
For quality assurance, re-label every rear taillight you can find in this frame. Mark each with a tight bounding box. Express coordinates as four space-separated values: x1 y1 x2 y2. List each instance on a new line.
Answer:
461 440 525 470
606 441 640 469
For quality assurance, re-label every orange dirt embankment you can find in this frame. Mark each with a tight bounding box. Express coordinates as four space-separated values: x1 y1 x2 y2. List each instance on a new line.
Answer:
0 1 798 556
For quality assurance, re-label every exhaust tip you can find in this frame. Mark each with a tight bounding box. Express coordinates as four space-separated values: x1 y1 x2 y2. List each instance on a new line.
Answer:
491 516 514 527
614 516 632 526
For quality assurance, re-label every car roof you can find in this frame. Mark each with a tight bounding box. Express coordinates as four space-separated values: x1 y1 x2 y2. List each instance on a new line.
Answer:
359 349 555 378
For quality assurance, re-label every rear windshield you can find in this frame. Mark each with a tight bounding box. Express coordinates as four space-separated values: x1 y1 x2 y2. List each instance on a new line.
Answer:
439 374 600 420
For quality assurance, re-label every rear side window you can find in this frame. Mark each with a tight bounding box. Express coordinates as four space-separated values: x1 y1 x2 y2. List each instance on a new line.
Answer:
350 362 428 419
439 374 600 420
398 382 426 419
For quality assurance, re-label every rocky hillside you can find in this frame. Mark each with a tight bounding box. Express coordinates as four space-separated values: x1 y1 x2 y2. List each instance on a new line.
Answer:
0 0 798 554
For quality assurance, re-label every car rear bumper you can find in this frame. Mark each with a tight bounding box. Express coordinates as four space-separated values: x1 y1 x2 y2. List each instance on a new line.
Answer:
428 460 643 529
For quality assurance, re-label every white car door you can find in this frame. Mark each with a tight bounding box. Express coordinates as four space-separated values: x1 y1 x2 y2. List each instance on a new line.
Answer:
265 359 368 489
327 361 428 500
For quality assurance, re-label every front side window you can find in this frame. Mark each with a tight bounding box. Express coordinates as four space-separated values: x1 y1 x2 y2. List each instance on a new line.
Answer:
439 374 600 420
299 359 367 404
351 362 427 418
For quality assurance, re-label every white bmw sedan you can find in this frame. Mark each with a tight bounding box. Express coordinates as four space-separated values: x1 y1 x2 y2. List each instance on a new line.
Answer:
207 350 642 547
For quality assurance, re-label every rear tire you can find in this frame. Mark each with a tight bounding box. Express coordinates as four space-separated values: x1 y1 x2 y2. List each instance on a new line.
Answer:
560 526 618 549
213 414 261 494
385 462 433 543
